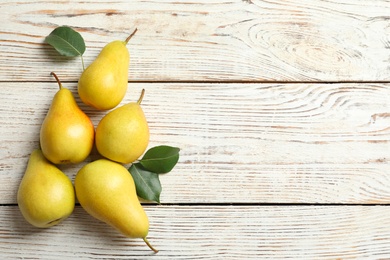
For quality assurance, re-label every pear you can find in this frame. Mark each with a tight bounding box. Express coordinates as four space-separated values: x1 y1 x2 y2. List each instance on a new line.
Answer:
95 89 149 164
74 159 158 253
17 149 75 228
40 72 95 164
78 28 137 110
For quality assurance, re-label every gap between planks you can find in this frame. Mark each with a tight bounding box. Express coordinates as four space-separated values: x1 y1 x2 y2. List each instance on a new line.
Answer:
1 203 390 207
2 80 390 84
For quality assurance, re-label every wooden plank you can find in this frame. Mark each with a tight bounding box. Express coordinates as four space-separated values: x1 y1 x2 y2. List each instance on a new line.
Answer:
2 0 390 82
1 82 389 204
0 205 389 259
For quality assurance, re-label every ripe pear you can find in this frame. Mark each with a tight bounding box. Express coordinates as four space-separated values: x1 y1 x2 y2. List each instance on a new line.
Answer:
17 149 75 228
78 29 137 110
40 72 95 164
95 89 149 164
74 159 158 253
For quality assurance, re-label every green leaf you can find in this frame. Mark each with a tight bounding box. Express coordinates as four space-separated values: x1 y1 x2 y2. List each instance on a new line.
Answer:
139 145 180 174
45 26 86 57
129 163 161 203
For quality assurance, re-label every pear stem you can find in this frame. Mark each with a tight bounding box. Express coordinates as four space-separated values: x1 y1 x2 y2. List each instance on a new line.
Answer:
143 237 159 253
125 28 138 44
137 89 145 105
50 72 62 90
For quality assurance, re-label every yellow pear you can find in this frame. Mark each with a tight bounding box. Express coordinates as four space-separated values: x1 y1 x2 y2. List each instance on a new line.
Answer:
17 149 75 228
40 72 95 164
74 159 158 253
95 89 149 164
78 29 137 110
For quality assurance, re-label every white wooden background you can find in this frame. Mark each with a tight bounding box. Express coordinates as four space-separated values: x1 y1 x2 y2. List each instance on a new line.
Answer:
1 0 390 259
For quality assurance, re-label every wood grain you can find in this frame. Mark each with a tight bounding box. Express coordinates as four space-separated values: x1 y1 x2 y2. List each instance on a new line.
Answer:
1 0 390 81
1 205 390 259
1 82 389 204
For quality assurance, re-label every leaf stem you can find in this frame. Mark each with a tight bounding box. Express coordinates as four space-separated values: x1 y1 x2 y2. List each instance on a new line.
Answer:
80 55 85 71
143 237 159 253
125 28 138 44
50 72 62 90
